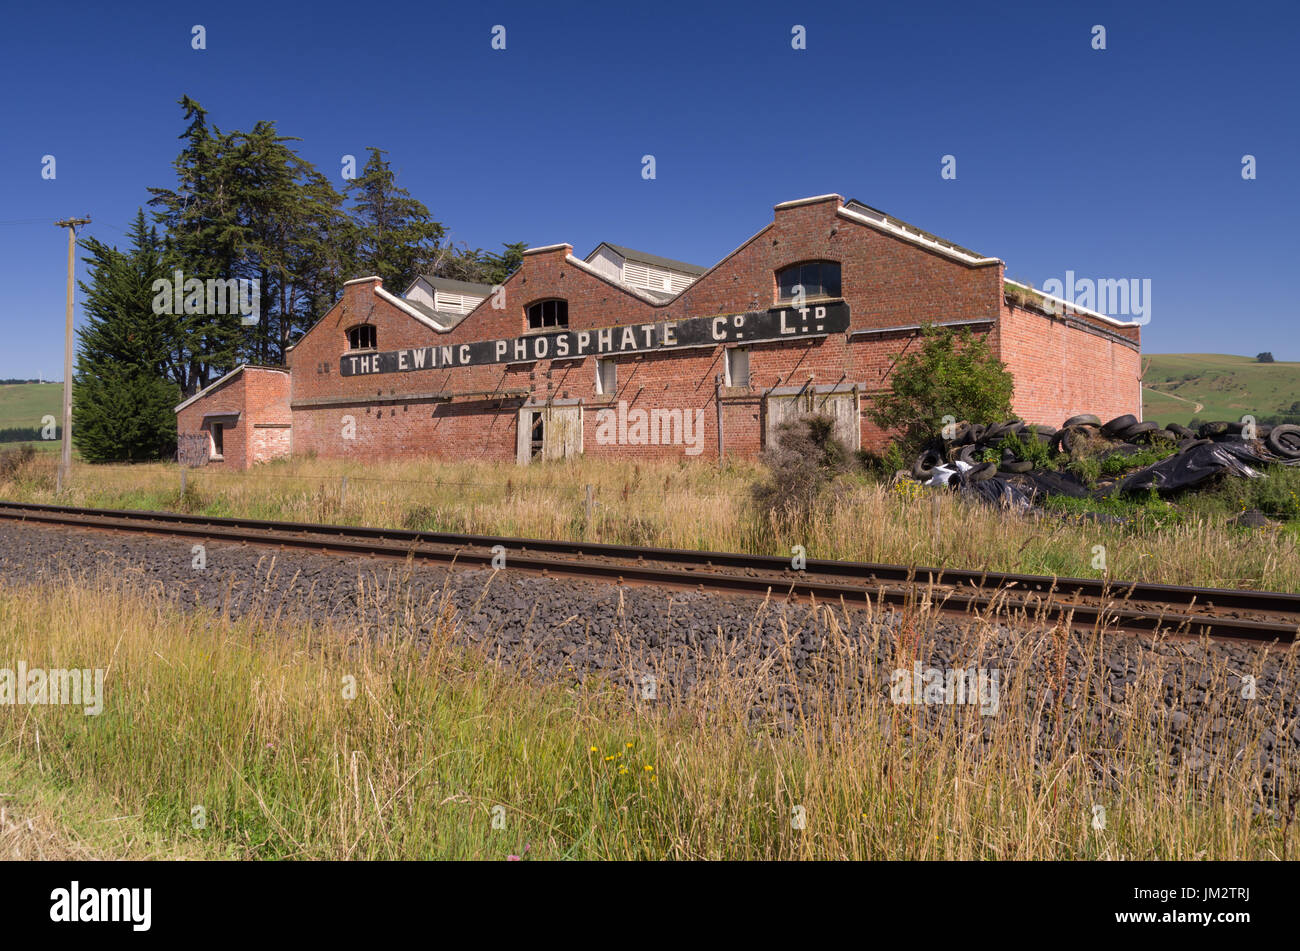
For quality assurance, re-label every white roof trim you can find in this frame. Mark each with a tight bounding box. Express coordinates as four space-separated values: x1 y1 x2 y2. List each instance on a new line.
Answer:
836 207 1001 266
175 365 243 414
524 243 570 255
174 364 290 414
565 255 675 304
1003 279 1139 328
374 286 452 332
774 194 842 210
343 275 382 287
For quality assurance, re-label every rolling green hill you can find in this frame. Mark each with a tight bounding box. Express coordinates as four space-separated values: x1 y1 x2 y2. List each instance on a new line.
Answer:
1142 353 1300 426
0 382 63 451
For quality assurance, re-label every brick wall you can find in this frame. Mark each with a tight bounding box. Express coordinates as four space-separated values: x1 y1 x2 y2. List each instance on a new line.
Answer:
996 300 1142 426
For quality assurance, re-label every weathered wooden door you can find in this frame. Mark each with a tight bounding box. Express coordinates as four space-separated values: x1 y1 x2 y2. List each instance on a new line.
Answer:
517 406 583 464
764 390 859 451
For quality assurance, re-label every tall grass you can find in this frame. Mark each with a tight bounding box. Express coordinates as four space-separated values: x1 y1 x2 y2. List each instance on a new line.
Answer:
0 573 1295 859
1 450 1298 590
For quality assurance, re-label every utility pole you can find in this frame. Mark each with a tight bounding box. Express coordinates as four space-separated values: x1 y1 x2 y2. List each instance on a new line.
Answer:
54 217 90 490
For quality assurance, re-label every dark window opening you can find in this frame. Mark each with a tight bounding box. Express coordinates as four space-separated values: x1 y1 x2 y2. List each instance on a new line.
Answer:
529 411 545 459
347 324 377 351
777 261 841 302
526 299 569 330
211 422 224 458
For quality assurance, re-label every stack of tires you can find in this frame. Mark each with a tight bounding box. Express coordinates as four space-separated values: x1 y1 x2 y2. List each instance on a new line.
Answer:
909 414 1300 488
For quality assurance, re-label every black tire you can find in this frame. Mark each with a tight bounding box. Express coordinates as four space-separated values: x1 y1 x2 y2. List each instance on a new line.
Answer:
1119 421 1159 440
1165 423 1195 439
965 461 998 482
1028 425 1058 443
968 423 987 443
950 422 973 445
1266 424 1300 459
1179 437 1213 452
1102 414 1138 436
1256 424 1273 440
982 422 1012 442
1198 421 1230 439
1052 426 1080 455
911 449 943 481
1001 459 1034 473
1063 414 1102 428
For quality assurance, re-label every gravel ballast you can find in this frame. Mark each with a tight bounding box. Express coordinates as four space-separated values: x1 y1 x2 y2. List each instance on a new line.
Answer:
0 519 1295 798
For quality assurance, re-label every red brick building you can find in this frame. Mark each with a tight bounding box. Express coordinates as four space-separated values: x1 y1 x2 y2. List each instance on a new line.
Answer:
175 193 1141 469
174 365 290 468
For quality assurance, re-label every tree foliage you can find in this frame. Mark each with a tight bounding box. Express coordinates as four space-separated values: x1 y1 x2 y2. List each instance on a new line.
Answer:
73 211 179 462
867 327 1015 457
75 96 529 462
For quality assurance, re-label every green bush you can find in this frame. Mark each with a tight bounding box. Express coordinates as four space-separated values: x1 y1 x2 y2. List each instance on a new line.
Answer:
998 432 1053 468
867 327 1014 459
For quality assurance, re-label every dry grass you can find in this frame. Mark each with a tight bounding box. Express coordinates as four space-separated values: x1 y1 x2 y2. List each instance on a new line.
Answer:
2 451 1297 591
0 570 1296 860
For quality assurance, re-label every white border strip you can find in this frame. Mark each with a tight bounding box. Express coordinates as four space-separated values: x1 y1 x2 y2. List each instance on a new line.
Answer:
774 194 842 210
836 207 1001 266
524 243 571 255
565 255 675 304
1003 278 1138 328
375 286 452 332
175 365 245 413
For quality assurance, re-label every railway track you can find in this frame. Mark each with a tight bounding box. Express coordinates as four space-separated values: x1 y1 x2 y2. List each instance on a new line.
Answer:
0 499 1296 643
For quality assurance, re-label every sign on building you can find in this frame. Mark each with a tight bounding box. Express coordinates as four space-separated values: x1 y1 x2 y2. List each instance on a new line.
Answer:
341 302 851 377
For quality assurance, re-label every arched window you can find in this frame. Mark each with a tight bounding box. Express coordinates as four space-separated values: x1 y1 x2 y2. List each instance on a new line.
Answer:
346 324 377 351
526 299 569 330
776 261 841 302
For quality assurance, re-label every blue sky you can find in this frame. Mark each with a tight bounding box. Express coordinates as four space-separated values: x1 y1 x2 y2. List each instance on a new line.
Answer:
1 0 1296 379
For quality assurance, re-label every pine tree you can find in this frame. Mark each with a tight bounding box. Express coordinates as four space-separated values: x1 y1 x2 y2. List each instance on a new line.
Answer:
346 147 449 290
147 96 247 393
73 211 180 462
478 242 528 286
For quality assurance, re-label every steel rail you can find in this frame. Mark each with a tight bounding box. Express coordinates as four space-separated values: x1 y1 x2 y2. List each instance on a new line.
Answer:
0 499 1295 642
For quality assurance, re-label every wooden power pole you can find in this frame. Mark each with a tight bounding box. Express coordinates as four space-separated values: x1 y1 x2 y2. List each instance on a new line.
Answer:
54 217 91 489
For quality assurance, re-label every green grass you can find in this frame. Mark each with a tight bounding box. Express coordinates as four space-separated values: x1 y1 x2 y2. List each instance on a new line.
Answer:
0 382 63 449
2 575 1296 860
1142 353 1300 426
0 382 61 429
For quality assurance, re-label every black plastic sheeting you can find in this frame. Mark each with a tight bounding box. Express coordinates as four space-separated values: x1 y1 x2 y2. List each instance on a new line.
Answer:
1118 441 1273 494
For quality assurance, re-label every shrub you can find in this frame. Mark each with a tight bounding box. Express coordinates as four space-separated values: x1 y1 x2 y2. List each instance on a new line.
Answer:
0 445 36 481
857 442 906 481
752 414 850 529
867 327 1014 459
998 431 1053 468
